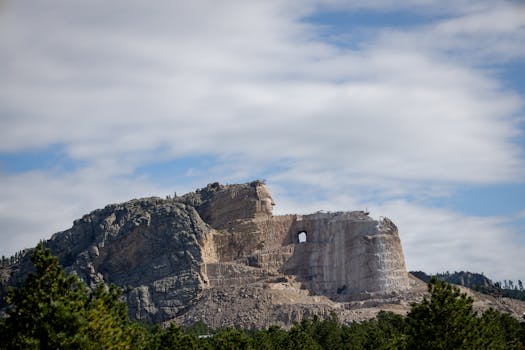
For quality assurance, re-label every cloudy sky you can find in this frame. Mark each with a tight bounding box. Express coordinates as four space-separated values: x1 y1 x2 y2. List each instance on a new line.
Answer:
1 1 524 281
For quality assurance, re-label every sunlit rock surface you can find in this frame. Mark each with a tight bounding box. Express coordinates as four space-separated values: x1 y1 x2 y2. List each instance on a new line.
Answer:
7 181 520 328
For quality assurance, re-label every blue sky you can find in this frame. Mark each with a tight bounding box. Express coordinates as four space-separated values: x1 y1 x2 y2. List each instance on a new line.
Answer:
0 0 524 281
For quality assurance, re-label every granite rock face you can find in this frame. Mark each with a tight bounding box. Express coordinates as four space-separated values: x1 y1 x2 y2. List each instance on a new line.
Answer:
1 181 414 325
1 198 212 322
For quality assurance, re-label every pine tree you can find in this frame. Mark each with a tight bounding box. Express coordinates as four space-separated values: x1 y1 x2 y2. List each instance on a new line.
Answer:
205 328 254 349
157 323 199 350
479 308 524 349
0 244 137 349
406 278 480 349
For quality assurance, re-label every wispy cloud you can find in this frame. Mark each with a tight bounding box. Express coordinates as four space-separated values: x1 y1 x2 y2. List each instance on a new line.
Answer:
0 1 523 279
274 192 525 281
0 168 168 254
378 201 525 281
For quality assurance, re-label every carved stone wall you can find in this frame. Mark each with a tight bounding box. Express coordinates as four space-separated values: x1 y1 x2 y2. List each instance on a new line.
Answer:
192 182 410 297
1 180 411 324
280 212 409 296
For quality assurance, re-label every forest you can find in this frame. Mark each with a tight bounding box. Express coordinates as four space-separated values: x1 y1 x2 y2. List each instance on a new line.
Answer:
1 245 524 349
411 270 525 301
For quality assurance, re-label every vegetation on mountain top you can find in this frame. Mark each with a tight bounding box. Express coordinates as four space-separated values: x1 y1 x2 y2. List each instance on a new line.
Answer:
1 246 524 349
411 270 525 301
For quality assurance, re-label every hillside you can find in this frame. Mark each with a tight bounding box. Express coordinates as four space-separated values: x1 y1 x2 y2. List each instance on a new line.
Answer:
412 270 525 302
2 181 524 328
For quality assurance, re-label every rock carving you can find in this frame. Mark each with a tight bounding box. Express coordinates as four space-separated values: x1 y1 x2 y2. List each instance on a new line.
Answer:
0 181 435 327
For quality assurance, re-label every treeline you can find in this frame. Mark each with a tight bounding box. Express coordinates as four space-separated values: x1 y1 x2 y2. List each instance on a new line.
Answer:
412 270 525 302
1 246 525 349
0 248 32 267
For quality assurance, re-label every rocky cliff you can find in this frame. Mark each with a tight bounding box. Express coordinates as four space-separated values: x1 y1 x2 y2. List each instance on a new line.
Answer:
3 181 522 327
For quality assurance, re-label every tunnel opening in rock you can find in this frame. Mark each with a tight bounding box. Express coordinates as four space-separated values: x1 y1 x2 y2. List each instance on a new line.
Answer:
297 231 307 243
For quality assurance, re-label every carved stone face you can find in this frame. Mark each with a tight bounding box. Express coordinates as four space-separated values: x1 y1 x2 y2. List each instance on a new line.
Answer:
256 184 275 215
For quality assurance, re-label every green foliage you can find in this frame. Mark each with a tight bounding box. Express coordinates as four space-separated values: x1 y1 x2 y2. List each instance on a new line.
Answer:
2 248 524 349
405 277 524 350
342 311 406 350
250 313 404 350
0 244 136 349
500 288 525 301
406 277 479 349
286 324 320 350
158 324 199 350
478 308 525 349
204 328 254 349
0 248 31 267
412 270 525 301
253 325 290 349
309 314 343 349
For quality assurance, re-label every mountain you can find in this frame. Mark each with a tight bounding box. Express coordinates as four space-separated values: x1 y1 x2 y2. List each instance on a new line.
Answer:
411 271 492 288
2 181 524 328
411 270 525 301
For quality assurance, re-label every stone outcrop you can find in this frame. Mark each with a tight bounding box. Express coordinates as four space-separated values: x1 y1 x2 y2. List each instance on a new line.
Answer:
0 181 421 326
2 198 212 322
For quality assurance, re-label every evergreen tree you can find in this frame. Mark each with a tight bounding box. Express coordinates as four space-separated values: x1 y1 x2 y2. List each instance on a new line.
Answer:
406 277 480 349
478 308 524 349
252 325 290 349
310 313 343 349
0 244 136 349
287 324 320 350
342 312 406 350
157 323 199 350
205 328 254 349
2 246 525 349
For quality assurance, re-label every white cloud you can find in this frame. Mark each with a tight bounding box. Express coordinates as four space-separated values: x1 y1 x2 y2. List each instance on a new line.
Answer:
273 192 525 281
313 0 518 17
372 3 525 63
0 168 171 256
377 200 525 281
0 1 524 279
435 5 525 35
1 1 521 183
